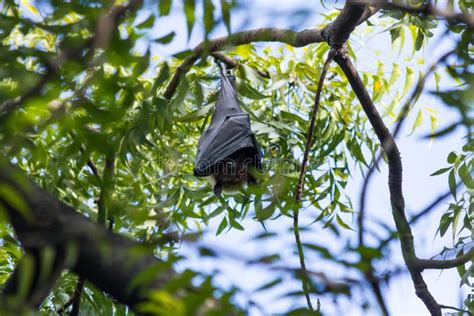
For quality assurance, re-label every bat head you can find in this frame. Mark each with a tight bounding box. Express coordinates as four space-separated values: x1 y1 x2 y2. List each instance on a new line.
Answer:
211 147 260 196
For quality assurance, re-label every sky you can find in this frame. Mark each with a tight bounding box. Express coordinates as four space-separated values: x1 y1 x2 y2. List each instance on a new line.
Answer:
147 1 470 315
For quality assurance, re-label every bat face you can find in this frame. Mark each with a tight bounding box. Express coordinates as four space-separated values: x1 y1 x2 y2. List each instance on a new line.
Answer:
211 148 258 196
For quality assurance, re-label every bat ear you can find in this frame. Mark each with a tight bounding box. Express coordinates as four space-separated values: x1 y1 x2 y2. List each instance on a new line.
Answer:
213 182 223 196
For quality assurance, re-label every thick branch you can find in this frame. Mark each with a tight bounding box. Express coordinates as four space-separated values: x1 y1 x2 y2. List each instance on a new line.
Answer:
164 2 369 100
0 161 174 310
163 27 325 99
334 49 441 316
357 5 380 25
358 48 455 248
415 248 474 270
321 3 366 47
380 183 462 248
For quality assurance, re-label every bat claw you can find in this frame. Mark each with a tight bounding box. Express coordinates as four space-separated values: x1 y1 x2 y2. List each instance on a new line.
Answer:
213 182 223 196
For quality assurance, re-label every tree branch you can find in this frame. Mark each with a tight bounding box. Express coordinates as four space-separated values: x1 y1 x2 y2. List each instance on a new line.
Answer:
164 2 371 100
380 183 462 248
293 48 336 311
97 154 115 225
371 1 474 28
356 4 380 25
333 48 441 316
415 248 474 270
439 304 473 316
163 27 325 99
68 275 86 316
0 161 175 311
358 48 455 248
210 52 270 78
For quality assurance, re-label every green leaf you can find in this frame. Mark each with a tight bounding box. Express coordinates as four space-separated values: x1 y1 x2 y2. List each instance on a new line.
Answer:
402 67 414 98
390 27 402 43
133 50 150 77
430 167 451 176
302 243 332 258
255 202 275 221
408 109 423 135
216 217 228 235
159 0 172 16
20 0 39 15
0 184 31 220
423 123 458 139
203 0 215 36
415 29 424 51
228 215 244 230
176 103 213 122
347 140 368 167
255 278 283 292
220 0 231 34
448 169 457 200
136 14 155 29
154 31 175 44
336 215 354 231
447 151 457 164
451 207 461 239
184 0 195 40
458 163 473 188
438 213 451 237
237 80 268 100
238 64 266 85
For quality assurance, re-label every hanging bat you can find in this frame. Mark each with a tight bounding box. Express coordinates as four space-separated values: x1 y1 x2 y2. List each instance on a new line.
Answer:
194 66 262 195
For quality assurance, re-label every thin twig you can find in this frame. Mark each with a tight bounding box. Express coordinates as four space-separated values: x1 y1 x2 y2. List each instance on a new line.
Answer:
97 154 115 225
295 50 336 201
293 49 336 311
210 52 270 78
439 304 473 316
68 275 86 316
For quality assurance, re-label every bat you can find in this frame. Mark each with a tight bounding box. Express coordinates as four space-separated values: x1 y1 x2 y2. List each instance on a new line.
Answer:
194 65 262 195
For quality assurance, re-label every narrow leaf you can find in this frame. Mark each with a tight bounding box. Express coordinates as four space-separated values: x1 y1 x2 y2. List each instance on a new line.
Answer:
159 0 172 16
184 0 195 40
203 0 215 36
220 0 231 34
448 169 457 200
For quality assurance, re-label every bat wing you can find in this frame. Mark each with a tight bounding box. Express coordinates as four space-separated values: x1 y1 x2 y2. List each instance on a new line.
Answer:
194 113 261 176
194 67 262 177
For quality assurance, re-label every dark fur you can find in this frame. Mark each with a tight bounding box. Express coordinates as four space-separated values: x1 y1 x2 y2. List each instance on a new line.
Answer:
211 148 258 195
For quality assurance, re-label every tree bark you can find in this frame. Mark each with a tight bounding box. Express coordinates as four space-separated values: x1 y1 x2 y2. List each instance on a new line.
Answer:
0 161 174 310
